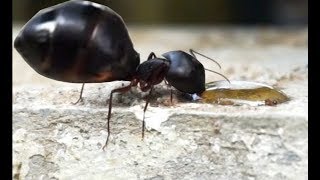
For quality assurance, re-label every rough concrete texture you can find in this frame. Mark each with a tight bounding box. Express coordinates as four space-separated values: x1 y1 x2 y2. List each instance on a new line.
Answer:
13 26 308 180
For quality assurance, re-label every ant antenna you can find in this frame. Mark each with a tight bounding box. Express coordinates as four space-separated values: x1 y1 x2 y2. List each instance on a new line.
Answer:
204 68 230 83
189 49 230 83
189 49 221 69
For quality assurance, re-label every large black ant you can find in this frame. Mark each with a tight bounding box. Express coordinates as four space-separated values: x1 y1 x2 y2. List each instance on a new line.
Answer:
13 0 229 150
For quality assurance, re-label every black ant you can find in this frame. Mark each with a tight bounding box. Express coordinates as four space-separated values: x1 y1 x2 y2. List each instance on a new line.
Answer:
13 0 229 150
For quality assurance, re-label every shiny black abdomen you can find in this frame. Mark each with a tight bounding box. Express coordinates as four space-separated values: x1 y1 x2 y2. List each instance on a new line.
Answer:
14 0 140 83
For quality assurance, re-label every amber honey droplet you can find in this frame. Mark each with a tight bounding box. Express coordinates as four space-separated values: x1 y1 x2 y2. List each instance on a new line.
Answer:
201 81 289 106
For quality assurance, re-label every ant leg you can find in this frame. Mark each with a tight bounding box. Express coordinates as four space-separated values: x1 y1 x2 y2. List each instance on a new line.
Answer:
72 83 85 104
142 86 153 140
147 52 157 60
102 82 135 151
170 88 173 104
164 79 173 105
189 49 221 69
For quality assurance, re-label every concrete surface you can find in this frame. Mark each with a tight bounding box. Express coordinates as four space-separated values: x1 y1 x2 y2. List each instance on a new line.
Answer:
13 25 308 180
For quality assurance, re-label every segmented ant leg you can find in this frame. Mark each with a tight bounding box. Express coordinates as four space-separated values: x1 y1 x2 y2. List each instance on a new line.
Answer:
147 52 157 60
102 82 135 151
164 79 173 104
142 86 154 140
72 83 85 104
170 88 173 104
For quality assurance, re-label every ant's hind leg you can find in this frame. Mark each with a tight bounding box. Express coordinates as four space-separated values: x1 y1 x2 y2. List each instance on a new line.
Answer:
72 83 85 105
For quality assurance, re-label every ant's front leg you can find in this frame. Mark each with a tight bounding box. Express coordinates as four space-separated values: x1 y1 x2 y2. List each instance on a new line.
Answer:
164 79 173 105
103 81 137 151
141 86 154 140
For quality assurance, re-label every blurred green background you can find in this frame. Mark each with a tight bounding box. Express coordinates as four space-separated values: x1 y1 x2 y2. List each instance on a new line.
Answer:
13 0 307 25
